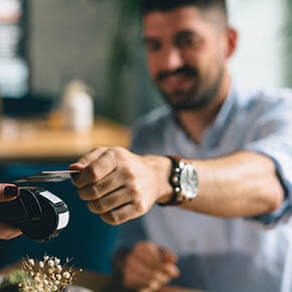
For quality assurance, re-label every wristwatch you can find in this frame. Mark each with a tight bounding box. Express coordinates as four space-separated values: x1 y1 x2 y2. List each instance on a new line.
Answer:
159 155 199 206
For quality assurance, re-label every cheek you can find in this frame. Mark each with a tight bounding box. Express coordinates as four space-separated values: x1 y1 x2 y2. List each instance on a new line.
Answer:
186 47 219 73
147 54 160 78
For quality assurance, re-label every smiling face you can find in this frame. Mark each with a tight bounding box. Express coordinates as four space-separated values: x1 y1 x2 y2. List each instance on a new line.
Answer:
143 6 234 111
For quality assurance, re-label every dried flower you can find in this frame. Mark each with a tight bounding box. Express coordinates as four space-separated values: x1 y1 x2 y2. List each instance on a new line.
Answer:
18 255 82 292
54 258 60 265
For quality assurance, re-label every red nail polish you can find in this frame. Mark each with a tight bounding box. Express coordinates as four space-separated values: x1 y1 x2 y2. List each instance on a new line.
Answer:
4 186 20 198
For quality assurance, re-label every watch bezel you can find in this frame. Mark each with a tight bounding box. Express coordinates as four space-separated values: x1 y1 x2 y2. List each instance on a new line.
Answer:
179 163 199 201
158 156 199 206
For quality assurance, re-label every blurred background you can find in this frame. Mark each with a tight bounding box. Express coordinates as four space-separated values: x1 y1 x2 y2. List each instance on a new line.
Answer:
1 0 291 124
0 0 291 276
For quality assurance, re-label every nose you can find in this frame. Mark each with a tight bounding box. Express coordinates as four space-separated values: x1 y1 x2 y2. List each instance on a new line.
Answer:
160 46 184 72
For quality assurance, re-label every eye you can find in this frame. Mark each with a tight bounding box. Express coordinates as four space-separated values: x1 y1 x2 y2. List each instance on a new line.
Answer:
175 33 201 50
145 39 162 52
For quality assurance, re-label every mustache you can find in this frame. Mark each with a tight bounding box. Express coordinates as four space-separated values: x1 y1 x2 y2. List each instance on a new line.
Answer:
156 65 198 82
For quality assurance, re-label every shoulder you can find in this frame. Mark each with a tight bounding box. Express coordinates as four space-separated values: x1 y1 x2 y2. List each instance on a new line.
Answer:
235 87 292 117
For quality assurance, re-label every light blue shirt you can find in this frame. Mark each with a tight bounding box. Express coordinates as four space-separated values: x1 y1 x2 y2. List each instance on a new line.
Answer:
115 86 292 292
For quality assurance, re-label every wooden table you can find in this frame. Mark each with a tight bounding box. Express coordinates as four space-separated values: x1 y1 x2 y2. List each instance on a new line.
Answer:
0 262 205 292
0 118 131 164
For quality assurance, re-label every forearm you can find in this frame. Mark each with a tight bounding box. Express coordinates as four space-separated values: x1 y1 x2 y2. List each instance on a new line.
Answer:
156 151 284 218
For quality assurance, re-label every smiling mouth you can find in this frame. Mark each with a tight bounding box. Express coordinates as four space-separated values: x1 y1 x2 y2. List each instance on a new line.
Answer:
161 75 195 92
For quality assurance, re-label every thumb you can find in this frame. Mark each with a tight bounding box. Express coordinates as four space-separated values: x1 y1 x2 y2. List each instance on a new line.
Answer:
160 247 177 264
70 147 108 170
0 184 19 202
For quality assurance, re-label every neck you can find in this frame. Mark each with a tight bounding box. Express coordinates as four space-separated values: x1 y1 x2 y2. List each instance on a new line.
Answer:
176 74 231 144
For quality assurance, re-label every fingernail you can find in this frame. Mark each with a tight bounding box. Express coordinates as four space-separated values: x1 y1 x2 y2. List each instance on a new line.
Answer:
4 186 20 198
69 163 84 170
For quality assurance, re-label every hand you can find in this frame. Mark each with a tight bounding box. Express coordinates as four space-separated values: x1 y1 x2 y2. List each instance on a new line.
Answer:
70 147 172 225
0 184 22 240
123 241 180 291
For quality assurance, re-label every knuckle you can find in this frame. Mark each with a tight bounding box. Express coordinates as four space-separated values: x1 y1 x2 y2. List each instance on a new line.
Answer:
94 200 104 213
112 146 124 155
80 187 99 201
87 201 99 214
126 168 136 181
87 166 100 181
78 190 89 201
106 148 118 160
96 179 109 193
134 200 146 214
128 183 138 197
108 212 120 225
92 184 101 196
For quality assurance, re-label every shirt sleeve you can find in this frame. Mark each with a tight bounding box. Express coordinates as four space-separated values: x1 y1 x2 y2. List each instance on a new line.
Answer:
243 90 292 227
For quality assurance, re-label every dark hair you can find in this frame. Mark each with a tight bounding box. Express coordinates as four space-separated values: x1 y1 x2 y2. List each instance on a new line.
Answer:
141 0 227 17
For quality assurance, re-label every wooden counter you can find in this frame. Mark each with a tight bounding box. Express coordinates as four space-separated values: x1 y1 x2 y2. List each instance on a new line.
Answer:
0 262 204 292
0 118 131 163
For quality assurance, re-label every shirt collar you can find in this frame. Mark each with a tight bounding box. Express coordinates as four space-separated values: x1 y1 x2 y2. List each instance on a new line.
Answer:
203 84 238 147
170 83 238 148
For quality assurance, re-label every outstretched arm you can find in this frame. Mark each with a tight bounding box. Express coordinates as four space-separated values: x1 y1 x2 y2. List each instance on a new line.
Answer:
71 147 283 225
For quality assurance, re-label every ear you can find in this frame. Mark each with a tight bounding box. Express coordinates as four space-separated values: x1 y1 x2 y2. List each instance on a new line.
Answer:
225 27 238 59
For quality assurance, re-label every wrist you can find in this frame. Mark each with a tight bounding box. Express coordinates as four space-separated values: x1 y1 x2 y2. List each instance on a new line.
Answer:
144 155 173 204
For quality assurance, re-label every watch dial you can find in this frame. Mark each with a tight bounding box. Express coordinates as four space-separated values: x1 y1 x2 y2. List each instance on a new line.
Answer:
181 164 199 199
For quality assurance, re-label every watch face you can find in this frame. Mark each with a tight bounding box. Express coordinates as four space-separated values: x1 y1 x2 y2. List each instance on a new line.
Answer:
180 164 199 200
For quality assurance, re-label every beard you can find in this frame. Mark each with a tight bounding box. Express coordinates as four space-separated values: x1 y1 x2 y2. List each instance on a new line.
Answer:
155 64 224 111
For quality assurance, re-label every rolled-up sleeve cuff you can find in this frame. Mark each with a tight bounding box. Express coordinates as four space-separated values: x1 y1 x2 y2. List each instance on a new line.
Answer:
243 144 292 227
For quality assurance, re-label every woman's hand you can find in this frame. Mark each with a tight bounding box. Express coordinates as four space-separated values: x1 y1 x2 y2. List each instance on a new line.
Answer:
0 184 22 240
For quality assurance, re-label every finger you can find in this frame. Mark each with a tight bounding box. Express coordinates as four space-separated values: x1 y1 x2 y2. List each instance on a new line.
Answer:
100 203 141 225
124 266 150 290
135 243 179 278
159 263 180 279
126 254 156 286
72 149 117 189
70 147 108 169
0 185 19 202
160 247 178 264
87 187 132 214
0 223 22 240
133 242 166 270
78 170 125 201
153 271 171 285
125 259 165 291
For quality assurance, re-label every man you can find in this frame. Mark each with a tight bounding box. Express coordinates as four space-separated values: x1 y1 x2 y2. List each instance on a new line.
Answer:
0 184 21 240
71 0 292 291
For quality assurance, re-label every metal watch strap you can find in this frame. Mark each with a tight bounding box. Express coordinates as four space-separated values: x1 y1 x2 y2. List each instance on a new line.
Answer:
158 155 182 207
